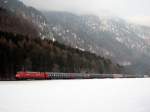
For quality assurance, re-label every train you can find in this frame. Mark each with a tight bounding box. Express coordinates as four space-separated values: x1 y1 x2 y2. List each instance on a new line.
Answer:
15 71 144 80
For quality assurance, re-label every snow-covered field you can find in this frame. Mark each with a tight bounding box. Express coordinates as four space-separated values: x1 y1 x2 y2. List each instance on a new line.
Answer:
0 78 150 112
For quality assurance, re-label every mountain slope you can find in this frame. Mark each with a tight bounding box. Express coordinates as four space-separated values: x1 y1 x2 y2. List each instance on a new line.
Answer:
0 0 52 39
0 8 39 37
0 1 122 80
43 11 150 75
0 31 122 80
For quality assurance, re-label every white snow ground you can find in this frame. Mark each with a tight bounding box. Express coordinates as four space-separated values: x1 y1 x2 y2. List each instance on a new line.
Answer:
0 78 150 112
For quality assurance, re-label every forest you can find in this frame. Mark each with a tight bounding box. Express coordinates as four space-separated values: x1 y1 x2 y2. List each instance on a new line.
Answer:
0 31 122 80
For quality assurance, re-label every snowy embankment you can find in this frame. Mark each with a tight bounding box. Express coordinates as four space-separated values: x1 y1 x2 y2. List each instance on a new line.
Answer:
0 78 150 112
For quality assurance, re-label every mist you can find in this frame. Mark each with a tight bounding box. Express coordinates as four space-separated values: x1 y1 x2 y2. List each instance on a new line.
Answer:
21 0 150 26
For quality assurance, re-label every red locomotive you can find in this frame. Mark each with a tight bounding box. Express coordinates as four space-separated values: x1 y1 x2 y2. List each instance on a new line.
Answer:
16 71 48 79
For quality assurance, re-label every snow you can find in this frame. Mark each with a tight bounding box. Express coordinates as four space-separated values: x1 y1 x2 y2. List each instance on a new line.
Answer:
58 32 62 36
0 78 150 112
78 47 85 51
119 61 132 66
52 38 56 42
75 46 85 51
4 0 8 4
66 29 69 33
116 37 123 43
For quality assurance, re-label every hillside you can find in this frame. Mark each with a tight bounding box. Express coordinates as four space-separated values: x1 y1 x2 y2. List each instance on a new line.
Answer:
0 31 122 80
43 11 150 75
0 0 52 39
0 0 123 80
0 8 38 37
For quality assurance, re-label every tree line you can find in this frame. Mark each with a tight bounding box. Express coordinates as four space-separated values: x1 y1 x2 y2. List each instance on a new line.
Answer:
0 31 122 80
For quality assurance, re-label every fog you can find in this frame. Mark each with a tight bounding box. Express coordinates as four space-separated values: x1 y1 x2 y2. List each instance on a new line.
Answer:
21 0 150 26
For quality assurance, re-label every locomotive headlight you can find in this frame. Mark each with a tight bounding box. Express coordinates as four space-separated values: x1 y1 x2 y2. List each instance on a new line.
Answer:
16 73 20 78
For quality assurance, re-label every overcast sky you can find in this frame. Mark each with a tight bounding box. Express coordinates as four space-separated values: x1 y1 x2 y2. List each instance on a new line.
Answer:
21 0 150 26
